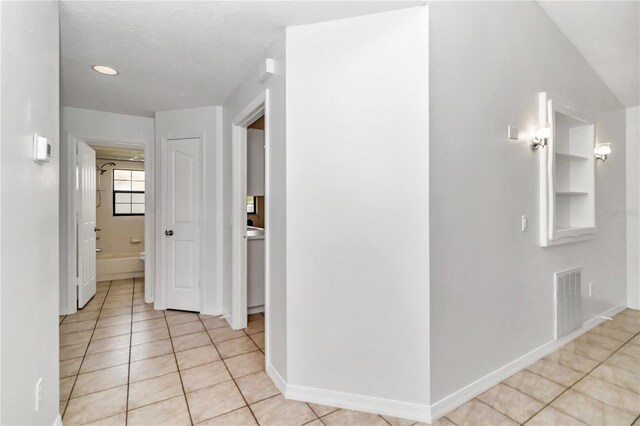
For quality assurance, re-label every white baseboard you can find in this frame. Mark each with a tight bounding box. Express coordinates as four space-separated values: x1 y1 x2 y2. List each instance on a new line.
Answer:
266 362 287 395
248 305 265 314
286 383 430 423
429 304 626 421
53 414 62 426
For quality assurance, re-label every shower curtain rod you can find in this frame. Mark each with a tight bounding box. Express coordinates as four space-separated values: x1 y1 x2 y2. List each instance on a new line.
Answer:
96 156 145 163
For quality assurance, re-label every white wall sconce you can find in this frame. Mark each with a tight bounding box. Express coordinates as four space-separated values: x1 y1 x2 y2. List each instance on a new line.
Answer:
530 122 551 150
594 142 612 161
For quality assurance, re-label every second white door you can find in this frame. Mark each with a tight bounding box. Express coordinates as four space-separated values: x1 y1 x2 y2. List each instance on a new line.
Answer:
165 138 201 311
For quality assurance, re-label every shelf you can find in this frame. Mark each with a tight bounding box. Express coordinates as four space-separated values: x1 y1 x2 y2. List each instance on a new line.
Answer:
556 191 589 196
555 152 589 161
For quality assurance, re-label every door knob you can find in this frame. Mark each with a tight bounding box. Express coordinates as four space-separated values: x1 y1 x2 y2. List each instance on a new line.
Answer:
165 230 174 236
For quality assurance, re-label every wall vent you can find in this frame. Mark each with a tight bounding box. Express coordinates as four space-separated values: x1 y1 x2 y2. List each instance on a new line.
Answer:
554 267 582 339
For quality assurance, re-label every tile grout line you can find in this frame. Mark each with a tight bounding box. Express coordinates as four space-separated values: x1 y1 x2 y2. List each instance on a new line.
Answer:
197 314 265 426
124 277 137 426
165 310 196 426
61 280 114 420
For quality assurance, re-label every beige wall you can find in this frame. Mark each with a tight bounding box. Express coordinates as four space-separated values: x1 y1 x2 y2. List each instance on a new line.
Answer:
96 159 145 255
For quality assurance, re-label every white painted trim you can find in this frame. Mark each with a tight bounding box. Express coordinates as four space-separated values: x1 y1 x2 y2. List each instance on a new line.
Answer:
266 361 287 395
286 383 431 424
53 414 62 426
248 305 265 314
230 92 267 331
65 134 154 314
429 304 626 421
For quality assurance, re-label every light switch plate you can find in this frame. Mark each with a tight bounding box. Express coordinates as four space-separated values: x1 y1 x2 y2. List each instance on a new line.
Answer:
508 126 519 140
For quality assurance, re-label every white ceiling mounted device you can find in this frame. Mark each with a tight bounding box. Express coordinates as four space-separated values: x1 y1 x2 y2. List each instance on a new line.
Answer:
259 58 275 82
91 65 119 75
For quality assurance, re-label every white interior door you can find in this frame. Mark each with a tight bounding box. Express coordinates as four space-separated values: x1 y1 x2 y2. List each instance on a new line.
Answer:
165 138 201 311
78 141 97 308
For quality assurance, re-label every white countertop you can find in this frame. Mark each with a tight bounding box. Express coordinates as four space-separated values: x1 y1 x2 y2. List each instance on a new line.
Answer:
247 226 265 240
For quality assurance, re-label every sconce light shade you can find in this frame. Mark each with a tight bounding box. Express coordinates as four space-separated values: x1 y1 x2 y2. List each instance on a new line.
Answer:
531 123 551 151
594 143 611 161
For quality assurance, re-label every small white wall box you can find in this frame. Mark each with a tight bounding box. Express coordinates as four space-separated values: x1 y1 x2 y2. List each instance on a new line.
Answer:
259 58 275 82
33 133 51 164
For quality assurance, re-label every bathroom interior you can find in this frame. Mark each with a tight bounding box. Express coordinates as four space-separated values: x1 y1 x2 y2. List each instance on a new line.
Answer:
92 146 146 282
247 116 266 317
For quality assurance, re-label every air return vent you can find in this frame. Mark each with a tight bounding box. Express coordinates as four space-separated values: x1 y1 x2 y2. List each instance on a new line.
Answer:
554 268 582 339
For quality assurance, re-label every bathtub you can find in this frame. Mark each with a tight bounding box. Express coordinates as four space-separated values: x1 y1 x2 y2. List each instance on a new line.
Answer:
96 252 144 282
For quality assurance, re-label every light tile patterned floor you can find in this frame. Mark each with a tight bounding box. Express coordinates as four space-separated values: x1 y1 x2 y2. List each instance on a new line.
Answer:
59 278 640 426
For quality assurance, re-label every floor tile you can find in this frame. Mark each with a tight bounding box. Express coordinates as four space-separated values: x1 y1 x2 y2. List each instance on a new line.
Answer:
382 415 418 426
208 327 246 343
130 353 177 383
132 310 165 322
186 381 246 424
577 332 624 351
60 319 97 335
249 332 265 350
431 417 456 426
175 344 220 370
92 323 131 340
131 327 170 345
246 319 264 335
128 371 184 410
86 334 130 355
572 375 640 414
166 312 199 326
605 352 640 373
63 385 127 426
133 303 155 313
96 314 132 329
590 363 640 393
72 364 129 398
201 316 229 330
60 330 93 347
250 394 317 426
561 340 613 362
60 342 89 361
132 318 166 333
62 311 99 324
195 406 257 425
60 376 75 402
100 306 133 319
544 348 599 373
224 350 265 378
620 343 640 359
127 395 191 426
321 408 387 426
446 399 518 426
216 336 258 359
79 347 129 373
60 357 83 378
172 331 212 352
169 320 205 337
235 371 280 404
551 389 636 426
180 361 231 393
526 358 584 387
130 339 173 362
84 412 127 425
308 403 339 417
525 406 587 425
504 370 566 404
478 383 544 423
590 323 635 342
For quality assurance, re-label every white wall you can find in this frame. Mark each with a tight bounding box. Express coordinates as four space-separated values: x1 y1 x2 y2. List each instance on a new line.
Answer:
223 34 288 380
155 106 222 315
627 106 640 309
60 107 154 313
1 1 61 424
429 1 627 405
286 6 430 413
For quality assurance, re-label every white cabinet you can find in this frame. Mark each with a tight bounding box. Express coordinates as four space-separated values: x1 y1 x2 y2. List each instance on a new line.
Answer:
247 129 265 196
539 92 596 247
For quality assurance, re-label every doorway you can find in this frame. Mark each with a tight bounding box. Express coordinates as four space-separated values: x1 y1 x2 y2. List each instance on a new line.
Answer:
231 92 268 333
65 137 153 313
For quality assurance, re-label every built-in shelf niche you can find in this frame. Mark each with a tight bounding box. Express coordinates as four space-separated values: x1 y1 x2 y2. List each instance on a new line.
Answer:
539 92 596 247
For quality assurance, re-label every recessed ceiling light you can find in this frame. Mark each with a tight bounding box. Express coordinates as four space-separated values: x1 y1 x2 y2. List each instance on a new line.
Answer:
91 65 119 76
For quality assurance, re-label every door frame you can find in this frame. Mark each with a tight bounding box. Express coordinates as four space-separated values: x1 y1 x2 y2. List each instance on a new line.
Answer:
157 135 205 312
65 134 154 314
231 91 268 331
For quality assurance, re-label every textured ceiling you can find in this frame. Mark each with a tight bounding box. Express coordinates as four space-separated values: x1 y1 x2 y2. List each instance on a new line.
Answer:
61 1 421 117
539 1 640 108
